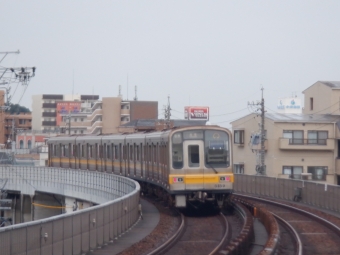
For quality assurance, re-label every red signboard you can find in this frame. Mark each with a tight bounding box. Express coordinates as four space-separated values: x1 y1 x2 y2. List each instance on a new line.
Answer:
184 106 209 120
56 102 81 126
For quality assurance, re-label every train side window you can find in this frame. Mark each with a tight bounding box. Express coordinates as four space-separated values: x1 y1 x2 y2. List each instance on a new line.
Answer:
81 144 85 158
136 145 139 161
64 144 69 157
53 145 57 156
114 145 119 160
107 144 111 159
130 145 133 160
172 132 183 169
61 145 65 157
188 145 199 167
88 145 93 158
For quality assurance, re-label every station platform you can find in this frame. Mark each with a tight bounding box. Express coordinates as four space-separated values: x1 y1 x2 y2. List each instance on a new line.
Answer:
87 199 160 255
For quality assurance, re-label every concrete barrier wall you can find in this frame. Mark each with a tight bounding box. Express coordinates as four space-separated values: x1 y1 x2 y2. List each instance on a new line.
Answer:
234 174 340 213
0 166 140 255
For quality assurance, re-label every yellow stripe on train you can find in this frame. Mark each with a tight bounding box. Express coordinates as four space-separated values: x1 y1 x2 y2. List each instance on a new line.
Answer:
169 174 234 184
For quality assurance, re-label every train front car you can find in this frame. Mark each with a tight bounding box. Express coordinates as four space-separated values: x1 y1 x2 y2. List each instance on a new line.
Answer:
168 126 233 208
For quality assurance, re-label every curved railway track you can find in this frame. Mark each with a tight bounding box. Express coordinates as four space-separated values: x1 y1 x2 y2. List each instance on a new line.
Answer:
147 211 230 255
236 194 340 255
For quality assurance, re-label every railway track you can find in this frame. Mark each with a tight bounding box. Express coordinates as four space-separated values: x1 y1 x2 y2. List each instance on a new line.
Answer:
235 194 340 255
147 210 230 255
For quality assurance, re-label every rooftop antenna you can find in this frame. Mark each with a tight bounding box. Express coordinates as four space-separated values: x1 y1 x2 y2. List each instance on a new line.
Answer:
118 85 122 98
72 70 74 101
134 85 138 101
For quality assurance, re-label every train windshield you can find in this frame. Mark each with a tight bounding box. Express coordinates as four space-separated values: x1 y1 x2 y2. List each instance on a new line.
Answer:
204 130 229 168
171 129 229 169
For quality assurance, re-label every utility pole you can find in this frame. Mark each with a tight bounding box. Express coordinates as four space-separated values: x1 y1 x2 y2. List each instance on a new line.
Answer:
68 114 71 135
164 96 171 129
248 87 266 175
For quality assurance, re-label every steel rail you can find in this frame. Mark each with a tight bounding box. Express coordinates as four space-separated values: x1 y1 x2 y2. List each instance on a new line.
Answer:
208 213 230 255
235 193 340 234
272 212 303 255
146 213 185 255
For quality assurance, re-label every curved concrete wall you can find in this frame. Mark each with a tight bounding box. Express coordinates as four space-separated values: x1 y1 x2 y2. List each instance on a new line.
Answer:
0 166 140 255
234 174 340 213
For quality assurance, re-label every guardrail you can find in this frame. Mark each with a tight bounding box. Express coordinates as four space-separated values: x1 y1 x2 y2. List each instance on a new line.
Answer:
234 174 340 213
0 166 140 255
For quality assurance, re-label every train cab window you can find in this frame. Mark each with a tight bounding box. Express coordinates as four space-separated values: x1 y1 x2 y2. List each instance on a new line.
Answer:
172 132 183 169
204 130 229 168
188 145 200 167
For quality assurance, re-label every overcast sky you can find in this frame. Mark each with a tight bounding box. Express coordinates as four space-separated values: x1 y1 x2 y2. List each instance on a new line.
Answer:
1 1 340 128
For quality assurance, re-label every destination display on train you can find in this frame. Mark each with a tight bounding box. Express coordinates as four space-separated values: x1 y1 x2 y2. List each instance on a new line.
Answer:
184 106 209 120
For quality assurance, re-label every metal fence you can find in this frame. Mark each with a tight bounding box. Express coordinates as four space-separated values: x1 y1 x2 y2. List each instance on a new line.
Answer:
234 174 340 213
0 166 140 255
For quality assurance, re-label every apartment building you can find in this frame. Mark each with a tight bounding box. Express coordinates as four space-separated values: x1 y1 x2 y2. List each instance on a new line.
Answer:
32 94 99 132
231 81 340 185
59 97 158 135
4 113 32 146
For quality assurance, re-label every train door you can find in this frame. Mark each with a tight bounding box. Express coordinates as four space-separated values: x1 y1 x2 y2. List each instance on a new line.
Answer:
183 140 204 190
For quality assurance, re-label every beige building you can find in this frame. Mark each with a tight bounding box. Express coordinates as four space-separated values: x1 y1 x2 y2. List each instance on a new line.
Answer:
59 97 158 135
231 81 340 185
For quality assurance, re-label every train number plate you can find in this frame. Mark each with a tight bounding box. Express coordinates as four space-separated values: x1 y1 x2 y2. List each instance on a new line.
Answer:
214 184 226 188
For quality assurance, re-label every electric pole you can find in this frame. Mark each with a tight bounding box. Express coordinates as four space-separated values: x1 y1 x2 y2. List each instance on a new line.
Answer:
164 95 171 129
248 87 266 175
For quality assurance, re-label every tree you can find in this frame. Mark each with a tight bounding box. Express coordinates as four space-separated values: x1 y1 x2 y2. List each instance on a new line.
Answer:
6 104 31 114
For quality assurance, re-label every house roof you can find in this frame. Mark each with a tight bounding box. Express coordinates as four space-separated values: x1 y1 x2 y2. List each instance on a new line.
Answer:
265 113 340 123
319 81 340 89
120 119 207 128
302 81 340 93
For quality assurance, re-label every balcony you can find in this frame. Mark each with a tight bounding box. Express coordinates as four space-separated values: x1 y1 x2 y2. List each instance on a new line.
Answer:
42 112 57 117
42 103 56 108
42 94 63 100
42 121 56 126
279 138 334 150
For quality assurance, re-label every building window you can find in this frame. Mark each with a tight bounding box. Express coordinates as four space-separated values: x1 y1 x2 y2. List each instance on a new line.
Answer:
234 164 244 174
27 140 32 149
310 97 313 110
308 131 327 145
283 166 302 179
234 130 244 144
283 130 303 144
19 140 24 149
81 118 83 122
307 166 327 180
81 130 84 134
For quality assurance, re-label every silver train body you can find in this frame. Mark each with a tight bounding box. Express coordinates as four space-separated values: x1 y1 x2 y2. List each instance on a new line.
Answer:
47 125 234 207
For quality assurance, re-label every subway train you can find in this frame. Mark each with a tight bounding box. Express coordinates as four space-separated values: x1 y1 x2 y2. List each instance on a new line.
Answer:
47 125 234 208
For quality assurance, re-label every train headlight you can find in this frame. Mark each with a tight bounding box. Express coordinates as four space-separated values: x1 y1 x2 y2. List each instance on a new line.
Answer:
173 177 184 183
220 176 231 182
